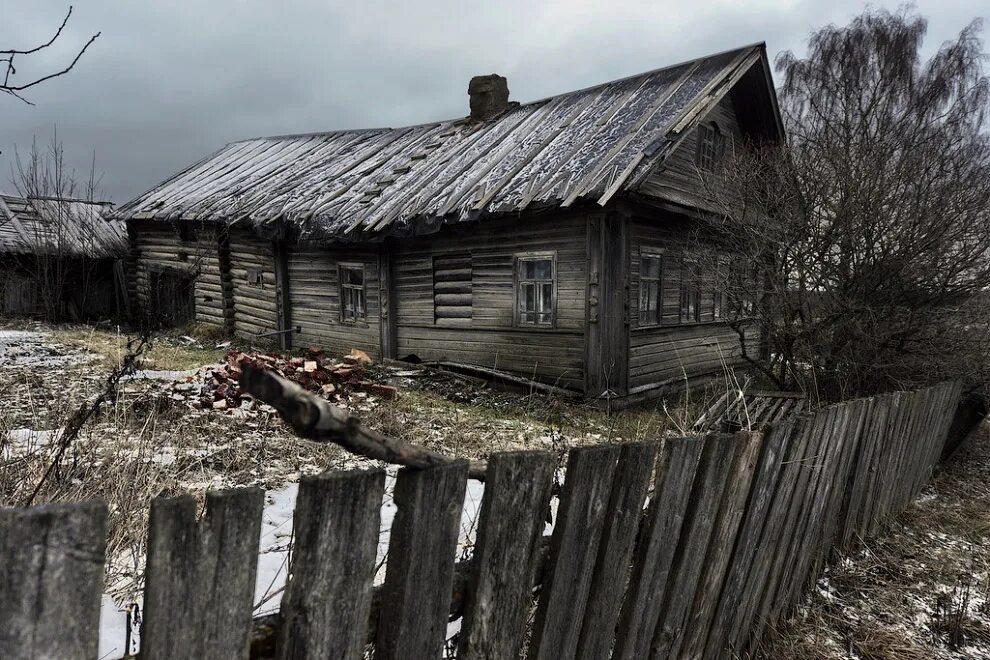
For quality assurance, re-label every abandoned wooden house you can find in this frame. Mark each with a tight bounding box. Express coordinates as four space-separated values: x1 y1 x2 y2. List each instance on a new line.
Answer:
0 194 127 320
116 43 783 403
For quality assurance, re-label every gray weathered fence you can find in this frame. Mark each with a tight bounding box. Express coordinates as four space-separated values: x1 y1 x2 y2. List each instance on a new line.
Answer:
0 381 963 659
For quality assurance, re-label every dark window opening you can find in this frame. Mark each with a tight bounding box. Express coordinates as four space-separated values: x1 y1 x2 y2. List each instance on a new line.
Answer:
176 223 194 244
680 258 701 323
697 122 725 171
515 254 555 326
149 268 195 328
246 267 262 287
340 264 366 322
639 252 663 326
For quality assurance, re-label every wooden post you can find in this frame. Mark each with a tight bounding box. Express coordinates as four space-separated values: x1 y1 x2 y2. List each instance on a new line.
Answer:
577 441 660 660
278 469 385 659
458 451 555 659
612 437 706 660
528 445 621 660
141 487 264 660
376 461 469 659
584 210 629 401
0 501 107 660
378 239 397 360
273 239 292 350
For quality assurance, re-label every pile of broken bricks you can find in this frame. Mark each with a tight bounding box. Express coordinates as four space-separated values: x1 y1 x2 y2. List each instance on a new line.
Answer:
165 346 399 415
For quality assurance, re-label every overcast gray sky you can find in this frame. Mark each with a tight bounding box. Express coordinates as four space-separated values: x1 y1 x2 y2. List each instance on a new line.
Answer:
2 0 986 203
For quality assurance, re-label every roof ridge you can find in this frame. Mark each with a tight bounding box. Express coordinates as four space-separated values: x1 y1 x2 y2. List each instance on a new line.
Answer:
228 42 765 145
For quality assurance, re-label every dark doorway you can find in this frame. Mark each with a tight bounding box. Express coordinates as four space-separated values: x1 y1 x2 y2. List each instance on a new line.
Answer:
148 268 195 328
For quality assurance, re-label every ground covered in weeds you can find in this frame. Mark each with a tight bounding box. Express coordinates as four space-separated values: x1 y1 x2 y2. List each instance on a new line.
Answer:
0 320 696 619
761 421 990 659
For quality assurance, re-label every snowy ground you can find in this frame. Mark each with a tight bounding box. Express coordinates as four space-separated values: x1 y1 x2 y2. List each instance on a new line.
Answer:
762 420 990 659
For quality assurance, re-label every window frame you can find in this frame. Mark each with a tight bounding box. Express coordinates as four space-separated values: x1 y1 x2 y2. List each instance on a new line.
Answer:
679 256 701 324
696 122 725 171
338 262 367 323
638 247 665 328
513 251 557 328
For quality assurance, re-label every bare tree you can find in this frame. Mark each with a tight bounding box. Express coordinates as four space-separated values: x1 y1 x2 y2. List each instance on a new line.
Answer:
699 9 990 401
8 133 119 321
1 6 100 104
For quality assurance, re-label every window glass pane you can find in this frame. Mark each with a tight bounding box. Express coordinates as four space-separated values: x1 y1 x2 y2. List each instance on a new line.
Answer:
641 255 661 280
533 258 552 280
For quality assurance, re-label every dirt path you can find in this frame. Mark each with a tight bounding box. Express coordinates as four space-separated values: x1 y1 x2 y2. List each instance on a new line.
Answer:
762 421 990 659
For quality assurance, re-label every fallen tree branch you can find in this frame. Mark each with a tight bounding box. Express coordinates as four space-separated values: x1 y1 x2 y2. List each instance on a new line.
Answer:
239 363 487 480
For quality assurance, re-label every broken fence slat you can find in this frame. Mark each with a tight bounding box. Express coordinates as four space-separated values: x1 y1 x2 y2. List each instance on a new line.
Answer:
612 436 706 660
576 440 661 660
0 500 107 660
142 487 264 660
528 444 621 660
277 469 385 660
375 460 469 660
458 451 555 660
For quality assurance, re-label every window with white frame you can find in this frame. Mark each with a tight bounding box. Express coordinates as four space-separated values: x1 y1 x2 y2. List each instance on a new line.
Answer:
339 263 366 322
639 250 663 326
515 254 555 326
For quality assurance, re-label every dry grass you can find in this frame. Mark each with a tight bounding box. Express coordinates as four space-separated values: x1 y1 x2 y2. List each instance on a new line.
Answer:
757 421 990 659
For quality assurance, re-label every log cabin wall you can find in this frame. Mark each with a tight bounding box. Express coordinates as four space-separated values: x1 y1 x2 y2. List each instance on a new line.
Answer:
391 213 587 391
286 245 381 357
625 210 761 394
128 219 226 327
228 227 279 340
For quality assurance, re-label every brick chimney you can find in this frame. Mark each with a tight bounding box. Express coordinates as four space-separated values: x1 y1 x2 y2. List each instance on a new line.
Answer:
468 74 510 121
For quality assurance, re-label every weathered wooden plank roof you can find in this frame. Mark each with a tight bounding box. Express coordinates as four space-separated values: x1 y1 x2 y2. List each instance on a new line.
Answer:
0 194 126 258
116 44 768 241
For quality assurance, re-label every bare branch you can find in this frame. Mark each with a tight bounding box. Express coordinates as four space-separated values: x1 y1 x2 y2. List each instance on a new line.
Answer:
239 363 488 480
1 6 100 102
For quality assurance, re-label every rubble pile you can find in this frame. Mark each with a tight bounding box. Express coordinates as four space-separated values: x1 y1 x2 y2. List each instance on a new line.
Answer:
165 347 398 415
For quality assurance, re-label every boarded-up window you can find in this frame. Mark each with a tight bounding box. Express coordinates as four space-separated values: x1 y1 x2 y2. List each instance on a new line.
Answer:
245 267 262 287
433 254 472 324
639 251 663 326
339 263 366 322
515 253 555 326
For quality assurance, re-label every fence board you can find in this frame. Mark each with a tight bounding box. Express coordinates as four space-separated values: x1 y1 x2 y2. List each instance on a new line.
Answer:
0 501 107 660
277 469 385 660
612 437 706 660
650 433 739 659
681 431 764 658
458 451 555 660
576 440 660 660
528 445 620 660
142 487 264 660
704 419 798 658
375 460 469 660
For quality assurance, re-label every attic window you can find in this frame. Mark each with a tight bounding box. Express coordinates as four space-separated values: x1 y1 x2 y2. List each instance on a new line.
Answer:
433 254 472 325
696 122 725 171
339 263 366 322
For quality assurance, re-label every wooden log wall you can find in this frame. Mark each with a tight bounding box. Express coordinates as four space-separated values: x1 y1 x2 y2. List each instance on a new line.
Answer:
287 245 381 357
392 213 587 391
626 213 761 392
0 381 963 660
228 228 278 339
128 219 227 327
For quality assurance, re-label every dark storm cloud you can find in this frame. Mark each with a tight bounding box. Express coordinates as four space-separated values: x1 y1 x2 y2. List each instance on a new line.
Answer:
1 0 985 203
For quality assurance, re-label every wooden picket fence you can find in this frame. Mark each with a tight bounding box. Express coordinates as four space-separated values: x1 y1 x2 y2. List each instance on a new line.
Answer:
0 381 963 659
